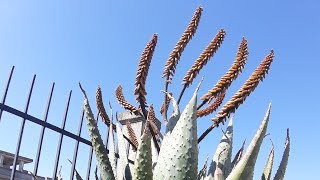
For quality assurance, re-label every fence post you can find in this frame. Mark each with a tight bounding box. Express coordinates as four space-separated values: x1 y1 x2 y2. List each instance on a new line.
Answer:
10 75 36 180
0 66 14 123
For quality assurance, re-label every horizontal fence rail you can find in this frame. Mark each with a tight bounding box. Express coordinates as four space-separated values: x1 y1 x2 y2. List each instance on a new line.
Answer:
0 66 133 180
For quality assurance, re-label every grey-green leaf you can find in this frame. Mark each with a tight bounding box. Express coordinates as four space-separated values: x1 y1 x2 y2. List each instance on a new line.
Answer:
154 87 198 180
206 117 234 180
132 122 153 180
108 120 117 179
226 103 272 180
116 122 131 179
28 171 38 180
198 157 209 180
80 85 115 180
165 93 180 134
261 140 274 180
231 139 246 170
273 129 290 180
68 159 83 180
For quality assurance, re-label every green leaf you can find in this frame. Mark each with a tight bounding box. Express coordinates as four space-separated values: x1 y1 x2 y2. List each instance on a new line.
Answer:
80 84 115 180
165 93 180 134
116 122 131 179
206 117 234 180
28 171 38 180
132 122 153 180
108 120 117 179
261 140 274 180
226 103 272 180
154 87 198 180
273 129 290 180
198 157 209 180
68 159 83 180
231 139 246 170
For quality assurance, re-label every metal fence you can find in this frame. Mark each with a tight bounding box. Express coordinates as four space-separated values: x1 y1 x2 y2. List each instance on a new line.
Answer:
0 66 130 180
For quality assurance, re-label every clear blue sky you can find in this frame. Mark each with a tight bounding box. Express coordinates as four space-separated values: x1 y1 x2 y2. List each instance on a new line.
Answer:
0 1 319 179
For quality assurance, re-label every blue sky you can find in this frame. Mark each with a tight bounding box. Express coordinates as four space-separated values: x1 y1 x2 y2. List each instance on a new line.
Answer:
0 1 319 179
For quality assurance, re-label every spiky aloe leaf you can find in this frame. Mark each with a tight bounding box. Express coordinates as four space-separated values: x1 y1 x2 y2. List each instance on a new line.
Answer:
94 166 99 180
154 93 180 179
226 103 272 180
154 87 198 180
154 93 180 178
198 157 209 180
151 135 158 169
28 171 38 180
116 122 131 179
57 166 63 180
273 129 290 180
165 92 180 134
79 83 115 180
261 140 274 180
132 122 153 180
206 117 234 180
68 159 83 180
231 139 246 170
108 119 117 179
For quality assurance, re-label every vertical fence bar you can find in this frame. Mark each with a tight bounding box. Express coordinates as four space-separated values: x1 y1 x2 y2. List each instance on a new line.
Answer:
10 74 36 180
52 90 72 179
33 82 55 176
0 66 15 123
85 114 99 180
70 109 85 180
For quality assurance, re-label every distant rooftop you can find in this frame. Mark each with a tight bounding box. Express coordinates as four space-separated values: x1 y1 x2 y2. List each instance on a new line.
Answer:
0 150 33 168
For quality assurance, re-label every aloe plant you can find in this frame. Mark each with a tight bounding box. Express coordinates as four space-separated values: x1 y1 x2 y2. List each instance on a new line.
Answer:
76 5 289 180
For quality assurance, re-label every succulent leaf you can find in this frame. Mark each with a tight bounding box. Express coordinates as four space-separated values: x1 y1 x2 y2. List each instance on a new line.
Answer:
154 87 198 180
116 122 131 179
132 122 153 180
273 129 290 180
198 157 209 180
68 159 83 180
108 119 117 179
151 135 159 169
231 139 246 170
94 166 99 180
226 103 272 180
165 93 181 134
261 140 274 180
206 117 234 180
28 171 38 180
80 83 115 180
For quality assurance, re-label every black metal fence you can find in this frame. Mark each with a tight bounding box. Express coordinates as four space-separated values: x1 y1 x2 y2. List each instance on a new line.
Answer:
0 66 127 180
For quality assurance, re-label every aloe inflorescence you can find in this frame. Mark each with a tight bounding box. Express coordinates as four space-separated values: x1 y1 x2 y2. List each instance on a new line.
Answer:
96 86 111 126
115 85 140 114
76 5 289 180
197 89 226 117
198 50 275 143
198 37 249 109
178 28 226 104
134 34 158 117
162 6 202 121
126 120 139 152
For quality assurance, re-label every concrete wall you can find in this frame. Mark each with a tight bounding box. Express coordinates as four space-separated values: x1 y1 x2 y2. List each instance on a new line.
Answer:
116 111 161 178
0 166 51 180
